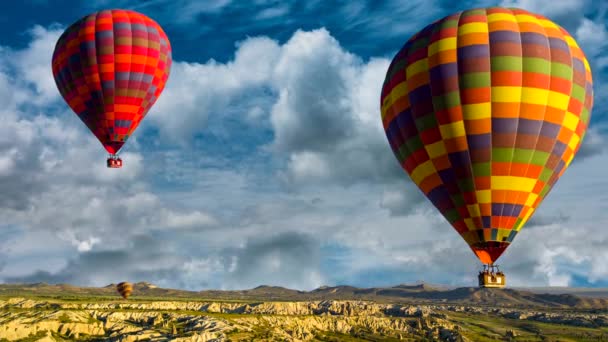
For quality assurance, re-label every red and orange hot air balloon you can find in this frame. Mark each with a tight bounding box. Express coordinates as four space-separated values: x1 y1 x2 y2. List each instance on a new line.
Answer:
52 9 172 168
380 7 593 287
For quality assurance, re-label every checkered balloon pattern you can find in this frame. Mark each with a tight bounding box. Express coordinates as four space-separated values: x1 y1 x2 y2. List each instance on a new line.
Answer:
52 9 172 154
380 7 593 264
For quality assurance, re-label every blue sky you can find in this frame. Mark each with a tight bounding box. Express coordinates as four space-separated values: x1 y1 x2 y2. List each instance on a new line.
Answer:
0 0 607 290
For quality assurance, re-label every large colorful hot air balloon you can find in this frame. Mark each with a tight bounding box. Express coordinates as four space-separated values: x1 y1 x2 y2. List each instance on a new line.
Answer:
380 7 593 286
116 282 133 299
52 9 172 168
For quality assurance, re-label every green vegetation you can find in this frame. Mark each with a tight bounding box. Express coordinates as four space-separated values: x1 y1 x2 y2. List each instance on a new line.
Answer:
57 313 72 324
224 319 275 341
313 331 406 341
0 331 48 342
446 310 608 342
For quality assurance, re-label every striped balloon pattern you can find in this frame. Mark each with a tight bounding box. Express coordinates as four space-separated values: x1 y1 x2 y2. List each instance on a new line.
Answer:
380 7 593 264
116 282 133 299
52 9 172 155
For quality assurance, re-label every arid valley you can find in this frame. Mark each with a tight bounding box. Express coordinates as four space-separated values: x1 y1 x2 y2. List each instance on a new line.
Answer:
2 282 608 341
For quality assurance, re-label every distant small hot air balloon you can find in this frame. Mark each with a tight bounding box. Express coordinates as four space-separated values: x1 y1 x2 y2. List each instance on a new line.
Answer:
51 9 172 168
116 282 133 299
380 7 593 287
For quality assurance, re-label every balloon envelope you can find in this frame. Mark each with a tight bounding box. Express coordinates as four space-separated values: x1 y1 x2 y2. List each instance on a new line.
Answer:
380 7 593 264
116 282 133 299
52 9 172 155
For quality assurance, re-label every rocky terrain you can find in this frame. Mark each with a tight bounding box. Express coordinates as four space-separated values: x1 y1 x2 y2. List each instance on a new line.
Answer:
1 283 608 341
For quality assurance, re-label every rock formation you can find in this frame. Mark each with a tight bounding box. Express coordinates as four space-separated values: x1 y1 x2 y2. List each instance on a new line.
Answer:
1 297 606 341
